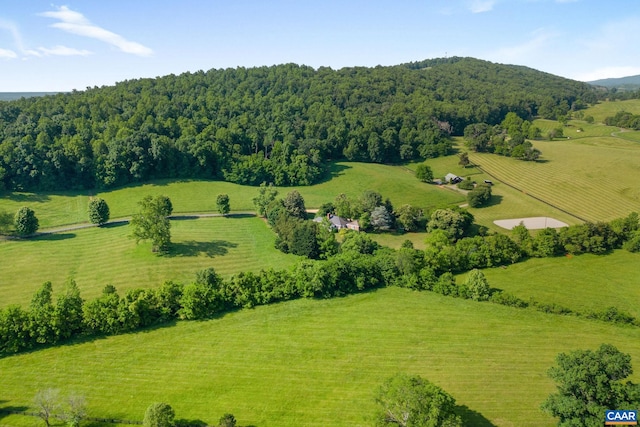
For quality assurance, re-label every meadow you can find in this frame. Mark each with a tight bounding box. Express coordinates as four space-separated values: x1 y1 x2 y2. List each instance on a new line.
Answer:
460 250 640 319
468 137 640 222
1 287 639 427
0 162 464 229
580 98 640 123
0 216 300 308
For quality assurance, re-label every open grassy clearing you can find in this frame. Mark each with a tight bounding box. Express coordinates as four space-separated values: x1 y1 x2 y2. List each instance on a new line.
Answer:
1 287 639 427
469 138 640 222
461 250 640 319
0 216 299 308
412 143 581 231
582 99 640 123
0 162 464 229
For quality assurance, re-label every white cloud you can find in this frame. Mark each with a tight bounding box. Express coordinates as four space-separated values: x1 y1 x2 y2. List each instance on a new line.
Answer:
38 45 93 56
489 28 559 63
468 0 496 13
40 6 153 57
0 48 17 59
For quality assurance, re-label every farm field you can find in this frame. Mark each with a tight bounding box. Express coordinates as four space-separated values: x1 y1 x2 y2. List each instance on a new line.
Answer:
461 250 640 319
0 162 464 229
0 216 300 308
581 99 640 123
1 287 639 427
469 137 640 222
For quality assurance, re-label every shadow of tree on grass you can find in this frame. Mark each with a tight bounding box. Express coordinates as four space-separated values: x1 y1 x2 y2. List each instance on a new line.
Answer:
457 404 498 427
168 240 238 258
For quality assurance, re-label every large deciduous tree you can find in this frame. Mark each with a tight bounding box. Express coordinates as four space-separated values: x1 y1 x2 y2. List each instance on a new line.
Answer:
467 183 492 208
130 195 172 253
88 197 110 225
415 163 434 183
427 208 474 241
253 182 278 217
14 206 39 235
283 190 307 220
143 402 175 427
541 344 640 427
375 373 462 427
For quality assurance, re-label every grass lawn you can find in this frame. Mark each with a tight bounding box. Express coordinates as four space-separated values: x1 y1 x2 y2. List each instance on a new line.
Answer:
0 216 300 308
1 287 639 427
469 137 640 222
462 250 640 319
0 162 465 229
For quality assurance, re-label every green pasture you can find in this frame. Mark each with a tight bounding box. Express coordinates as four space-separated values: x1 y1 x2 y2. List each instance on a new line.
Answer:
415 143 581 231
1 287 639 427
583 98 640 123
0 216 299 308
462 250 640 319
469 137 640 222
0 162 464 229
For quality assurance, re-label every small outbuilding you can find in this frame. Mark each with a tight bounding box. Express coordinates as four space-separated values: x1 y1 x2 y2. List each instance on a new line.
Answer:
445 173 463 184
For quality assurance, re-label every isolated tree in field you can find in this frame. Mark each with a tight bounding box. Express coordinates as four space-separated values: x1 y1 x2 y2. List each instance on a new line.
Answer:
415 163 434 182
216 193 230 215
62 394 87 427
130 195 172 253
253 182 278 217
458 152 470 168
14 206 39 235
283 190 307 219
143 402 175 427
467 183 492 208
541 344 640 427
464 269 491 301
34 388 61 427
375 373 462 427
88 197 110 225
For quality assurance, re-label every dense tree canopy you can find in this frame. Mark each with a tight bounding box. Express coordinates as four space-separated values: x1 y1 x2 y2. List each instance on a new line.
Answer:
0 58 595 192
541 344 640 427
374 373 462 427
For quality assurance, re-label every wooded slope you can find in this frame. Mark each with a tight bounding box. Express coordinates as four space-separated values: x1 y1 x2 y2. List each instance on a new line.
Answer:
0 57 596 191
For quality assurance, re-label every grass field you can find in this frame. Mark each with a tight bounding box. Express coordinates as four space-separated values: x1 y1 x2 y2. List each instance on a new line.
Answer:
469 137 640 222
460 250 640 319
0 216 300 308
1 287 639 427
582 99 640 123
0 162 464 229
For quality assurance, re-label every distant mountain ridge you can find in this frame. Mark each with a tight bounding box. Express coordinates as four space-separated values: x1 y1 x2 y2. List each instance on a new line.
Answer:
588 75 640 91
0 92 62 101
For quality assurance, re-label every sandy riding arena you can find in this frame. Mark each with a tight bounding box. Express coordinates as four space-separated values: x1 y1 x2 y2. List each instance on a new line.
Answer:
493 217 568 230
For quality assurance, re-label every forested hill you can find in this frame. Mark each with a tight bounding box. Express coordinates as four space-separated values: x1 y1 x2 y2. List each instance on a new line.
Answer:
0 57 597 192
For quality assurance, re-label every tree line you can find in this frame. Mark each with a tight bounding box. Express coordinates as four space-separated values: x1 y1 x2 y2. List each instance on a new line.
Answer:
2 206 639 357
0 58 597 192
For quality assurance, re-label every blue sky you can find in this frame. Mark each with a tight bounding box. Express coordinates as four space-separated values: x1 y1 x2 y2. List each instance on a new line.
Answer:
1 0 639 91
